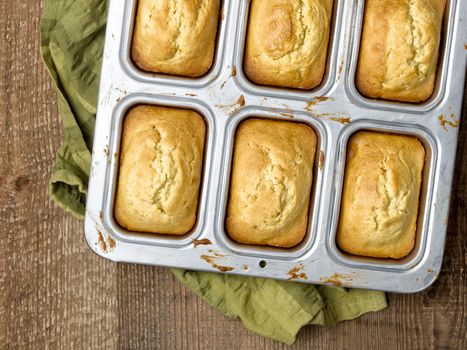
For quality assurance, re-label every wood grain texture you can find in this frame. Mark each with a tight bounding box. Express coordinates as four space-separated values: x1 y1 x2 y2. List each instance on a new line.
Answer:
0 1 118 349
0 1 465 349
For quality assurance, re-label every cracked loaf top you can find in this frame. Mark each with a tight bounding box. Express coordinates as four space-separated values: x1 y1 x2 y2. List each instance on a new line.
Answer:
356 0 446 102
226 119 317 248
244 0 334 89
131 0 220 77
337 131 425 259
115 105 206 235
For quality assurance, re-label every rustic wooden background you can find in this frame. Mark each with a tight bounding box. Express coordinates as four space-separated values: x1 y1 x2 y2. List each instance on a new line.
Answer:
1 1 466 349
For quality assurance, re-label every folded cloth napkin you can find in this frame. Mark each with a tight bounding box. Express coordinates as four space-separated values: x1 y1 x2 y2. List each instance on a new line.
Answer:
40 0 387 344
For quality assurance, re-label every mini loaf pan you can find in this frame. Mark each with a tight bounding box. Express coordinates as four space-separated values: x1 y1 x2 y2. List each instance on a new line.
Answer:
327 121 438 271
120 0 230 88
345 0 459 113
101 94 217 248
84 0 467 293
214 107 328 260
232 0 345 101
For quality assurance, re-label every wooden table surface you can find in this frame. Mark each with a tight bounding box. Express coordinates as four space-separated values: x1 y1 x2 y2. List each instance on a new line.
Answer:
1 2 466 349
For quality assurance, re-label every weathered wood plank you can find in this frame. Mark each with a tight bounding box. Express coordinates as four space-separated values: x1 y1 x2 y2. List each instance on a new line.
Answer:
0 1 118 349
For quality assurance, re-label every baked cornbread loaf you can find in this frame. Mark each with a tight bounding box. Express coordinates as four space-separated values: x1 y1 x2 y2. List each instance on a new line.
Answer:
115 105 206 235
337 132 425 259
131 0 220 77
356 0 446 102
244 0 334 89
226 119 317 248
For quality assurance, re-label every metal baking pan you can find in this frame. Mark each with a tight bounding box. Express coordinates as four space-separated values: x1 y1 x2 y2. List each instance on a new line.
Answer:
85 0 467 293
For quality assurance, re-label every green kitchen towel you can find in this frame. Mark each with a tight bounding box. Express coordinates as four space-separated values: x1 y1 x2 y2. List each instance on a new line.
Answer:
40 0 387 345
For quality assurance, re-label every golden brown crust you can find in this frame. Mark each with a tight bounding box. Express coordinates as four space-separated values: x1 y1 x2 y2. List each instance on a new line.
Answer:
115 105 206 235
337 132 425 259
244 0 334 89
226 119 317 248
131 0 220 77
356 0 446 102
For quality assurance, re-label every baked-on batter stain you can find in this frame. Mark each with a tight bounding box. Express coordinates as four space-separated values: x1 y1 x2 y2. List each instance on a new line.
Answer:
107 236 116 251
215 95 245 115
207 249 225 257
192 238 212 247
279 113 294 118
185 93 197 97
287 264 308 280
320 273 355 287
321 275 343 286
231 65 237 77
200 255 234 272
426 269 440 278
329 116 351 125
236 95 245 107
438 114 459 130
305 96 332 112
97 230 107 252
337 56 344 80
325 278 343 286
103 146 110 157
319 150 325 170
